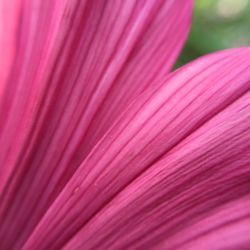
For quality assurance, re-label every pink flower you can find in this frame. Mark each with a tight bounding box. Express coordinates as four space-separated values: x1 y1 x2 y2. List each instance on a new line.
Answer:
0 0 249 249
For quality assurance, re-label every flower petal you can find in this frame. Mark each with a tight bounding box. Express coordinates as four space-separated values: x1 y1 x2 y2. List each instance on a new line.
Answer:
62 89 250 249
23 48 250 249
0 0 21 96
0 0 192 248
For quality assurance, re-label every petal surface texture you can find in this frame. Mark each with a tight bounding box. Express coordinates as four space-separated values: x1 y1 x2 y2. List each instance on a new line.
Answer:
23 48 250 250
0 0 192 248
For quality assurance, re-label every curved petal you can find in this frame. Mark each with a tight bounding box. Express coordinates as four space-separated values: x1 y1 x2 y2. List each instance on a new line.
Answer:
63 91 250 249
0 0 192 248
167 199 250 250
23 48 250 250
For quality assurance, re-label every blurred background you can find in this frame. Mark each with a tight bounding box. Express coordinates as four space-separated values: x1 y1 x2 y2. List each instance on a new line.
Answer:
176 0 250 67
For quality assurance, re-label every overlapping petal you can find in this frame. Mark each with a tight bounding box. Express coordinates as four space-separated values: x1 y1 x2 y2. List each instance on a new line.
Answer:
63 91 250 249
23 48 250 249
0 0 192 248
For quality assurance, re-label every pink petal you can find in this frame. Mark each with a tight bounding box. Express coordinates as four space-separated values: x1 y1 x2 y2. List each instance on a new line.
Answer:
62 87 250 249
0 0 192 248
0 0 21 95
167 198 250 250
23 48 250 249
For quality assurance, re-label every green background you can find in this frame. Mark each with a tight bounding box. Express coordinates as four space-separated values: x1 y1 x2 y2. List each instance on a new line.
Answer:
176 0 250 68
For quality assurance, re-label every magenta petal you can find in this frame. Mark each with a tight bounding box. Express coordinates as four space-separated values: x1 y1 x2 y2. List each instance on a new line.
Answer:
166 199 250 250
23 48 250 249
62 89 250 249
0 0 192 248
0 0 21 94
